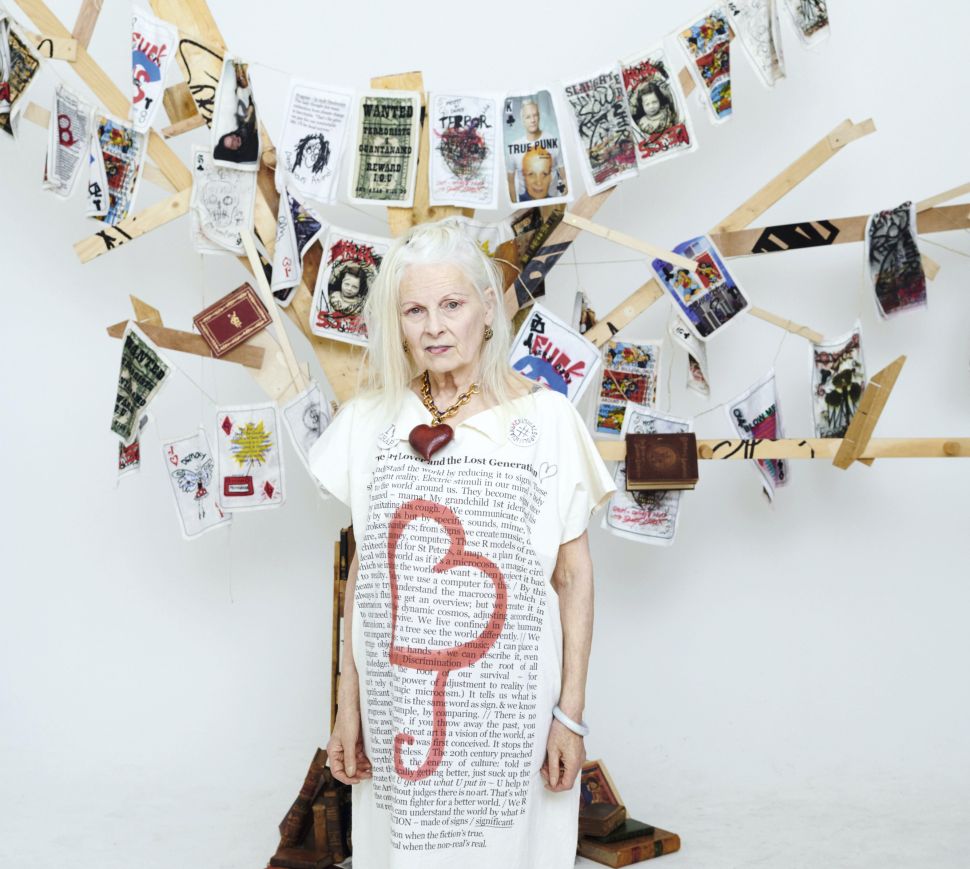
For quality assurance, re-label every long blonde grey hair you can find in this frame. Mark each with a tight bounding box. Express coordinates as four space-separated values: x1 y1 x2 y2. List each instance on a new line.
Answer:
356 218 528 421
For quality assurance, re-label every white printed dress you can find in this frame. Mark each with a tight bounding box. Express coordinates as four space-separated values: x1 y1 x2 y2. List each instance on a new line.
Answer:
308 384 615 869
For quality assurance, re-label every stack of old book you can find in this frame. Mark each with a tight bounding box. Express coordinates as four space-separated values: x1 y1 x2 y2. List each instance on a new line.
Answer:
624 432 699 491
577 760 680 867
267 748 352 869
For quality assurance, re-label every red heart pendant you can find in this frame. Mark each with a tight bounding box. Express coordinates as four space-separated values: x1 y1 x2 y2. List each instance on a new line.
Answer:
408 423 454 460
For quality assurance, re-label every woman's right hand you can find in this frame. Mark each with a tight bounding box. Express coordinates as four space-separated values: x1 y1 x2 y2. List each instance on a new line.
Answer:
327 700 374 785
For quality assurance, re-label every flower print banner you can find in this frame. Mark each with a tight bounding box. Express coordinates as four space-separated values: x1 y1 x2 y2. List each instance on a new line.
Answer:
811 322 866 439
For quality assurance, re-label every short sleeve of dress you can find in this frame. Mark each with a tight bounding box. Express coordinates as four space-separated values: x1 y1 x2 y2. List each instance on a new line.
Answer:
556 395 617 544
307 397 356 508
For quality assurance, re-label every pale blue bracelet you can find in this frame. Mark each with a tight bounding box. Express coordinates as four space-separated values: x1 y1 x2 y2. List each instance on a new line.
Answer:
552 703 589 737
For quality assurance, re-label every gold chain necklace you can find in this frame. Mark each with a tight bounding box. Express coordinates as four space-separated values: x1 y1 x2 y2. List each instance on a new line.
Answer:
419 369 479 425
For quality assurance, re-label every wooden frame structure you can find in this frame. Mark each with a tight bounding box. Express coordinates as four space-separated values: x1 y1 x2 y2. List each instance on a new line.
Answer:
9 0 968 470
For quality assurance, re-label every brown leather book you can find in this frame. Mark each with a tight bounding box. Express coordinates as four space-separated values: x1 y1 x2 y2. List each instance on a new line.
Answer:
624 433 698 491
192 282 270 358
278 748 328 847
267 846 333 869
578 802 627 837
586 818 657 844
323 784 348 863
577 825 681 867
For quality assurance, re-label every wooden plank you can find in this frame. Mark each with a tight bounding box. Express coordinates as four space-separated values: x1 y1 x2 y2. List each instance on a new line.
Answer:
748 307 823 343
596 436 970 463
162 81 199 126
168 30 224 127
21 100 49 126
74 188 191 263
710 203 970 258
129 295 163 325
505 189 615 316
106 320 264 368
26 31 77 60
585 279 665 348
162 114 206 138
14 0 192 192
833 355 906 470
922 253 941 281
678 66 695 97
70 0 102 48
711 118 876 234
560 213 697 271
370 70 472 237
916 181 970 212
150 0 226 50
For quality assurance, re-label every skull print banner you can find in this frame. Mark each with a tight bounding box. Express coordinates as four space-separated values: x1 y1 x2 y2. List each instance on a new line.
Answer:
189 146 257 254
428 92 500 209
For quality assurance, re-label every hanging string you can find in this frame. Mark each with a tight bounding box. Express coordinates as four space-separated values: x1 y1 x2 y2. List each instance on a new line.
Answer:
920 235 970 259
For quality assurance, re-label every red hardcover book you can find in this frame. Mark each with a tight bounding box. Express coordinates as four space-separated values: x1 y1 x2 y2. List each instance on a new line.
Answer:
192 282 270 358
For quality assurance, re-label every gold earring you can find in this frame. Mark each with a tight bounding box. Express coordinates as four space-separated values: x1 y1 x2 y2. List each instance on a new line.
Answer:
483 325 494 341
402 339 410 352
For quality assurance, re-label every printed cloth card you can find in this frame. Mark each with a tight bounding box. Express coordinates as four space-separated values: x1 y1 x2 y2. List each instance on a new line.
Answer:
163 429 232 539
509 303 601 404
215 402 285 511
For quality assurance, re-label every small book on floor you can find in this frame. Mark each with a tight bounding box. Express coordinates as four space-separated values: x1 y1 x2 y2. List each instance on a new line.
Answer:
586 818 656 844
624 432 698 491
578 801 627 837
578 825 681 867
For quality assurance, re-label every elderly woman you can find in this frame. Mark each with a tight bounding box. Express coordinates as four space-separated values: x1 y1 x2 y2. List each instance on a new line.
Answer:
308 219 615 868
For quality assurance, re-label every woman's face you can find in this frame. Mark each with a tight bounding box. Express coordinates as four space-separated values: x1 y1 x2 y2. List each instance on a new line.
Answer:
399 262 493 380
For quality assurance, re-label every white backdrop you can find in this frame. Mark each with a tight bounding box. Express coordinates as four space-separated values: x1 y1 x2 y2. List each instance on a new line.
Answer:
2 1 969 867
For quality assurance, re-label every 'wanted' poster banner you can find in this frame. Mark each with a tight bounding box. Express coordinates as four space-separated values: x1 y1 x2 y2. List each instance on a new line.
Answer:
349 90 420 207
130 7 177 133
562 67 638 195
276 79 352 204
86 115 147 224
725 0 786 88
215 403 285 511
43 84 92 198
211 56 261 170
502 89 571 207
509 303 601 404
676 8 734 123
270 186 327 305
726 368 789 500
310 227 389 346
111 322 172 445
189 146 257 254
651 234 749 342
0 18 40 137
163 429 232 540
603 406 692 546
621 46 696 168
428 92 500 209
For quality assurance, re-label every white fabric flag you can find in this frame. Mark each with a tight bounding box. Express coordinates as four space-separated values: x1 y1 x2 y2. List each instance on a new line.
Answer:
130 7 178 133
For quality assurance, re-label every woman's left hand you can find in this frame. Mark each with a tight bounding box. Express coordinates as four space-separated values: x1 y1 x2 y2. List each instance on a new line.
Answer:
539 718 586 792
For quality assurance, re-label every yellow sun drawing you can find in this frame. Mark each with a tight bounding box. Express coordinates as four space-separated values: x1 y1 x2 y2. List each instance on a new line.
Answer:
230 420 274 468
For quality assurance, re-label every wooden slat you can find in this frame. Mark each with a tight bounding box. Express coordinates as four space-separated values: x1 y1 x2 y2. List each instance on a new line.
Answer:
916 181 970 212
505 189 615 316
678 66 695 97
14 0 192 192
710 203 970 257
560 213 697 271
161 114 206 138
162 81 199 126
748 308 823 343
70 0 102 48
921 253 941 281
585 279 665 348
74 188 191 263
596 436 969 463
106 320 264 368
833 355 906 470
26 31 77 60
370 70 472 237
150 0 226 50
130 295 163 326
711 118 876 234
21 100 49 126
